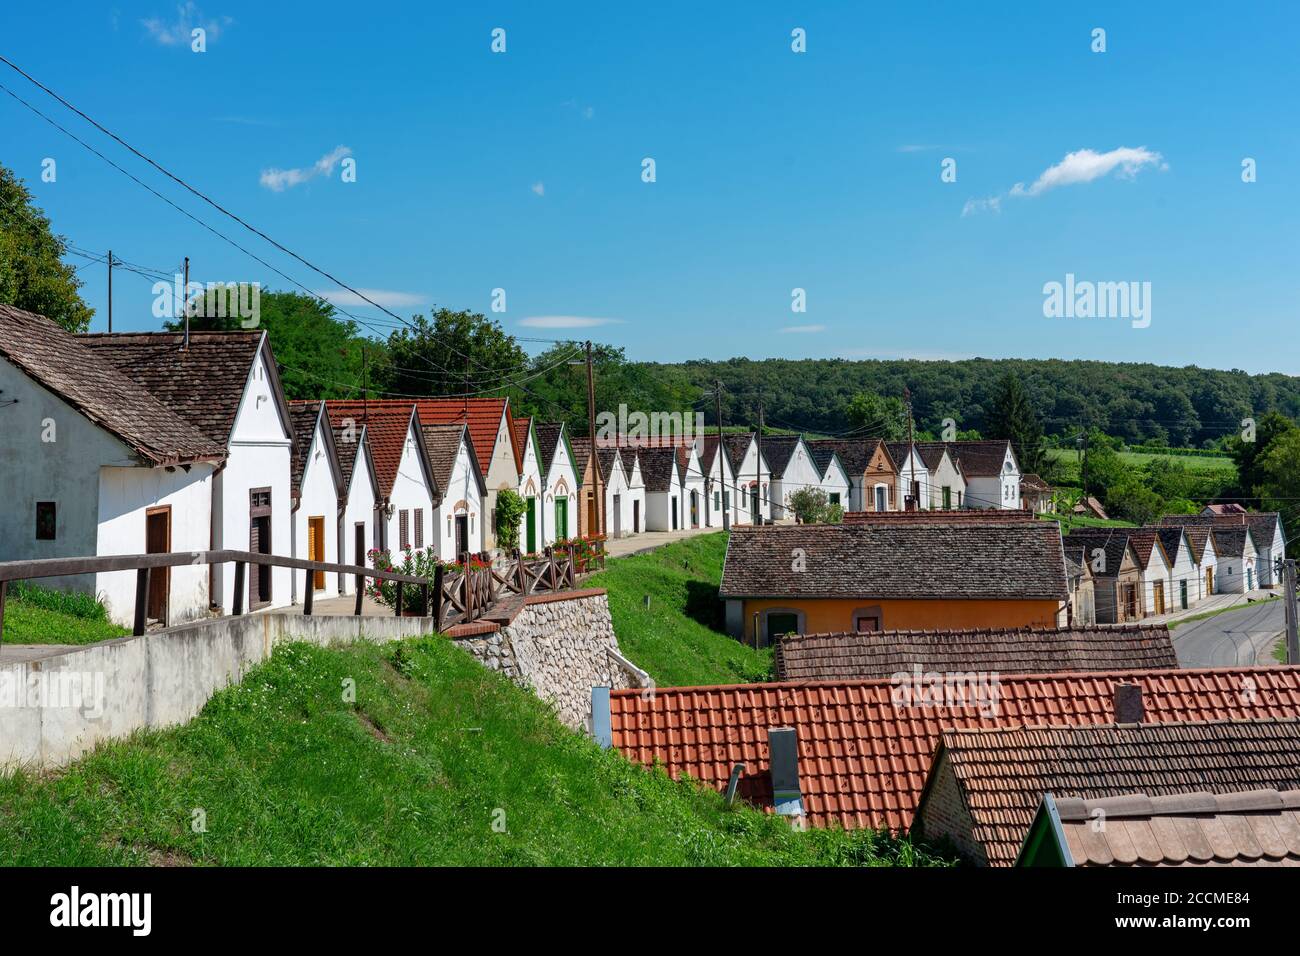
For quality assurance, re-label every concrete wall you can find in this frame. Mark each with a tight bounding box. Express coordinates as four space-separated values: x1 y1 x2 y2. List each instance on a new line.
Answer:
0 612 438 770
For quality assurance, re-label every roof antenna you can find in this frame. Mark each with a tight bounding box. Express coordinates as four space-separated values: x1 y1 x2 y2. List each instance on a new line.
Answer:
181 255 190 351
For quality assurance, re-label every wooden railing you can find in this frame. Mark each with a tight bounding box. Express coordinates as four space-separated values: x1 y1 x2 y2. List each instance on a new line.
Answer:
0 549 426 639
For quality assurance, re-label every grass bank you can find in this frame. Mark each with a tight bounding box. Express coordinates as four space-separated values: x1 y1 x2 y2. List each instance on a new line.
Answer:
1 582 129 645
0 637 950 866
586 532 772 686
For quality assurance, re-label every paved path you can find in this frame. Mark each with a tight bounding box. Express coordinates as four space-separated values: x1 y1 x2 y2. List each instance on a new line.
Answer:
0 643 81 663
1171 596 1286 668
1145 590 1272 627
603 525 724 559
307 591 392 616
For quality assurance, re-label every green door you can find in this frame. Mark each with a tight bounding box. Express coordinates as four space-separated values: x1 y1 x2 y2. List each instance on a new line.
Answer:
526 497 537 552
555 498 568 541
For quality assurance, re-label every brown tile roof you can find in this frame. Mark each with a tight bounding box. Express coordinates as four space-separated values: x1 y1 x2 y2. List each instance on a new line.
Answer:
322 401 423 498
757 436 801 478
420 423 480 496
933 718 1300 866
0 305 224 465
1211 526 1255 558
773 624 1177 681
634 446 681 493
843 509 1038 525
511 416 532 466
943 440 1017 477
287 401 322 498
1154 526 1187 564
1020 473 1050 492
808 445 841 478
535 422 565 477
344 397 510 476
330 420 372 495
1126 528 1168 570
1063 530 1134 578
1052 787 1300 867
805 438 893 475
716 433 758 472
608 666 1300 833
720 522 1069 601
911 442 954 473
78 329 271 444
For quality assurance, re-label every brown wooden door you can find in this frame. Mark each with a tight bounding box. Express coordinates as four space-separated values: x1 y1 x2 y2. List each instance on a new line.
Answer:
354 523 366 590
145 508 170 624
249 487 272 607
308 516 326 590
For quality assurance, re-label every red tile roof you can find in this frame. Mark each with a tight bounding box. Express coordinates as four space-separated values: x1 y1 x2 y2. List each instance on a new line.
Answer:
608 665 1300 832
322 400 419 498
345 397 511 476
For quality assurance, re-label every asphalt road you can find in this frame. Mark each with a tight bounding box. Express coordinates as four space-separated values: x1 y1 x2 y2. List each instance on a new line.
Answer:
1172 598 1287 668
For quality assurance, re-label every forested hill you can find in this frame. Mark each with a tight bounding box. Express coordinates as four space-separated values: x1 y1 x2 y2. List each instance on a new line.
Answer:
636 357 1300 446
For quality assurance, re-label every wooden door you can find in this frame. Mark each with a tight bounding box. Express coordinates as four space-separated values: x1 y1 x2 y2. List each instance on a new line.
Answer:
308 516 326 590
354 523 366 590
554 498 568 540
1152 581 1165 615
145 507 170 624
1206 565 1214 595
455 515 470 556
249 487 273 607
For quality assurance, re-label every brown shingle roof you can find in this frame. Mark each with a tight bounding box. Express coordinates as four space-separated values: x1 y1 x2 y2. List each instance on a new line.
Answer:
933 718 1300 866
78 329 271 444
343 397 510 476
0 305 224 465
805 438 892 475
1051 788 1300 867
634 446 680 493
535 422 564 477
323 401 425 498
774 624 1177 681
287 401 321 498
844 509 1038 525
420 423 479 496
1063 530 1134 579
609 667 1300 833
758 436 801 478
943 440 1017 477
720 522 1069 601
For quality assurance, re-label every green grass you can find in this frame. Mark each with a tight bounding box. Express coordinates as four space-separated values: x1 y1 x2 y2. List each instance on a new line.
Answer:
1 582 129 645
587 532 773 686
1168 594 1279 630
1045 513 1137 533
0 637 951 866
1046 447 1237 473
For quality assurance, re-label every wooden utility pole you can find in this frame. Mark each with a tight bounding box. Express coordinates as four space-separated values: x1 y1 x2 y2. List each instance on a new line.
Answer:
904 385 916 511
181 256 190 350
106 249 114 333
1285 559 1298 665
755 394 764 525
586 341 602 537
715 380 729 531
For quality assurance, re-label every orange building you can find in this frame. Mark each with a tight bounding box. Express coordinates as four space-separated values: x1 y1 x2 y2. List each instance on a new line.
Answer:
721 521 1069 645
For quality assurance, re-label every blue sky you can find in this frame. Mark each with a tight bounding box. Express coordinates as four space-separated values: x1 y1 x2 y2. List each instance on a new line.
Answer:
3 2 1298 372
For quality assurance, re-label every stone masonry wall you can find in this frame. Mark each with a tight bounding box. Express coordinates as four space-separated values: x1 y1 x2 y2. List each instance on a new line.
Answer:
453 590 644 731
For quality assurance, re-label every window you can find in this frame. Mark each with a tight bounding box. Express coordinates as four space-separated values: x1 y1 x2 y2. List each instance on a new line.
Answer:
714 491 721 510
399 510 410 549
35 501 56 540
829 492 841 506
413 508 424 548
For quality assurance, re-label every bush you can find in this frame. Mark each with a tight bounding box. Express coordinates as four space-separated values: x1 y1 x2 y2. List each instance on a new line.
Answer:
495 489 525 552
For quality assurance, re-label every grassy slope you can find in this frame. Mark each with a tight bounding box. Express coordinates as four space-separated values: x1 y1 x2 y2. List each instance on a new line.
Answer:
586 532 772 686
1 583 129 645
0 637 949 866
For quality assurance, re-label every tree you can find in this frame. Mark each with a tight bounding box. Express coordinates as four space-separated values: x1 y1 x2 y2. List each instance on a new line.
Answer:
494 488 526 551
165 290 378 399
1228 411 1299 503
0 164 93 332
1080 429 1126 499
1254 430 1300 543
844 392 907 440
787 487 843 524
1104 476 1164 525
985 372 1047 475
383 308 527 397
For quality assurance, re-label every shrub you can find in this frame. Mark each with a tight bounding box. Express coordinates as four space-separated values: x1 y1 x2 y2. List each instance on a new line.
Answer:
495 489 525 552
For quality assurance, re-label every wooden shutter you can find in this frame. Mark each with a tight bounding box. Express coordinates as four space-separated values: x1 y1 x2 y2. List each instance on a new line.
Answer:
414 509 424 548
399 510 410 550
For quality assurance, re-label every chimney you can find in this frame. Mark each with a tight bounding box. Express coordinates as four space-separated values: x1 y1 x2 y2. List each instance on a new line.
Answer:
1114 682 1144 724
768 727 804 818
590 686 612 748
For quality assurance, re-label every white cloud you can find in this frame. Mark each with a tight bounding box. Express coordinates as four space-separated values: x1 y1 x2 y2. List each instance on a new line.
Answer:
961 196 1001 217
260 146 352 192
963 146 1166 215
1010 147 1166 197
518 316 623 329
314 288 425 308
531 182 545 197
141 3 231 45
779 324 826 334
897 144 939 153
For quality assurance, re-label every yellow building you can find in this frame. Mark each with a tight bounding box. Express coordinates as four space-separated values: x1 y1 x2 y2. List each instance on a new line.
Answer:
721 521 1069 646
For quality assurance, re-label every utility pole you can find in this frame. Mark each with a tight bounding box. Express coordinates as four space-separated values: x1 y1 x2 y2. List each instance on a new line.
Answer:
1285 559 1298 665
181 256 190 350
361 342 369 425
586 341 602 538
755 394 764 525
904 385 916 511
715 380 729 531
106 249 114 333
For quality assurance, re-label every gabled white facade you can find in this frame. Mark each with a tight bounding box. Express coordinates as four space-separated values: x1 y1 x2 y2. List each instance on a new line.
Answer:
921 448 967 510
1162 531 1200 612
482 408 518 551
818 454 851 512
730 438 771 525
962 444 1021 510
290 406 343 601
338 433 379 596
211 341 294 614
1138 545 1174 616
542 430 580 543
434 432 486 560
385 415 438 556
601 451 632 537
1215 533 1260 594
644 454 684 532
516 424 546 552
699 444 733 529
769 438 823 521
1195 537 1220 600
0 353 218 628
679 446 706 529
892 445 930 511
